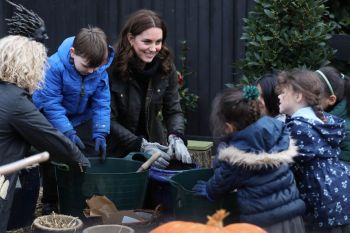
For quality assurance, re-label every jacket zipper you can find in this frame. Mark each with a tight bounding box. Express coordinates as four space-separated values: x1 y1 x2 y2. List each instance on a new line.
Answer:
145 80 152 137
77 77 85 112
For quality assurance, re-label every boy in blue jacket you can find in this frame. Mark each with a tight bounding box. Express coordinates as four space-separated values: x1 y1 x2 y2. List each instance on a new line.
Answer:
33 26 114 158
32 26 114 213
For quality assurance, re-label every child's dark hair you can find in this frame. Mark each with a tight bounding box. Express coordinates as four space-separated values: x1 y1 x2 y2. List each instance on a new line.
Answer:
277 69 325 121
210 86 261 137
256 71 279 116
317 66 350 115
73 26 108 68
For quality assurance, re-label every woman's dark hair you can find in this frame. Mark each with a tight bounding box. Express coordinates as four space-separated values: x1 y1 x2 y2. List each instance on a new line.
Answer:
318 66 350 115
256 72 279 116
110 9 172 80
277 69 325 121
210 87 261 138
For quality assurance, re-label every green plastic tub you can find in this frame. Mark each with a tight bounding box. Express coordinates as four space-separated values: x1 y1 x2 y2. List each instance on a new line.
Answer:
53 157 149 217
169 168 238 223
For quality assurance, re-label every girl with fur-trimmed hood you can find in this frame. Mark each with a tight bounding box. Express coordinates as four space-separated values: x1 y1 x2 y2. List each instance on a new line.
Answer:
192 86 305 233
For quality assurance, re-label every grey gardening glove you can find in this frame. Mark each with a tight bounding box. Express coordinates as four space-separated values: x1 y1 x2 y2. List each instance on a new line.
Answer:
141 138 171 169
78 155 91 168
167 134 192 164
0 175 9 200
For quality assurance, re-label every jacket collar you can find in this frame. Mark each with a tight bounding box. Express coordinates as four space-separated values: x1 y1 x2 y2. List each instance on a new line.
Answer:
291 107 323 123
218 139 298 169
57 36 115 79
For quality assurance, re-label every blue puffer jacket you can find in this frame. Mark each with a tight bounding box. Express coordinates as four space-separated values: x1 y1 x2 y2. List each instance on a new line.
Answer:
207 116 305 227
33 37 115 139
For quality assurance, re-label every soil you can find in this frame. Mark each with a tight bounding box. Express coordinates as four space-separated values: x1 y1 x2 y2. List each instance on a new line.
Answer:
165 160 196 170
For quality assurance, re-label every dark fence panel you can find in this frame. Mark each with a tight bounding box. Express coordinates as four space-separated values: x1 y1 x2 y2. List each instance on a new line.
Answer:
0 0 254 139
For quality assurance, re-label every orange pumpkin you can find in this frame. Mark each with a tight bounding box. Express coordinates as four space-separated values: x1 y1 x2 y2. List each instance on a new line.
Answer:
150 209 267 233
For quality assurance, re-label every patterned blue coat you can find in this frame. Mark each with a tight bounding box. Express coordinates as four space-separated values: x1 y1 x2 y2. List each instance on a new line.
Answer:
207 116 305 227
286 112 350 229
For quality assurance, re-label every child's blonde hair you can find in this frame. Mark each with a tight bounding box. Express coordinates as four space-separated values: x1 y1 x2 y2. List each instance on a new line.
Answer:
0 35 47 93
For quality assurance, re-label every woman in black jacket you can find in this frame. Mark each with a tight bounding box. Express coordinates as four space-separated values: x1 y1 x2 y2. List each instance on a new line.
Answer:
108 9 192 168
0 35 90 232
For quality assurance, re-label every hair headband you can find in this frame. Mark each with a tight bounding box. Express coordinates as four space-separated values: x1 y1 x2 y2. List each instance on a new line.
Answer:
315 70 334 96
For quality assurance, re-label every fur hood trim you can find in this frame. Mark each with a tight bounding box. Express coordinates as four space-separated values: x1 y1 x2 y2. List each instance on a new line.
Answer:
218 139 298 169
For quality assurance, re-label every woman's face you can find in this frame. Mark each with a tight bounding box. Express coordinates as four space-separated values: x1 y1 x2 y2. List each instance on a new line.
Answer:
257 84 268 116
128 27 163 63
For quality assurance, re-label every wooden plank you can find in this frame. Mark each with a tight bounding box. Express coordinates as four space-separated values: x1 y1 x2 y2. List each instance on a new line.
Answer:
329 34 350 61
184 0 200 136
196 0 210 136
209 0 223 100
162 0 176 49
152 0 165 16
174 0 186 60
222 0 235 85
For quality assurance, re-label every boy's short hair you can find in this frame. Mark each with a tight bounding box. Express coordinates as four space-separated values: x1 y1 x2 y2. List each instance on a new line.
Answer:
73 26 108 68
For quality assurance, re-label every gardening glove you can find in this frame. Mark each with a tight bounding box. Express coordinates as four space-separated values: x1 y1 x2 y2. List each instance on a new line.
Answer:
64 129 85 150
94 134 107 160
167 134 192 164
0 175 9 199
141 138 171 169
78 156 91 168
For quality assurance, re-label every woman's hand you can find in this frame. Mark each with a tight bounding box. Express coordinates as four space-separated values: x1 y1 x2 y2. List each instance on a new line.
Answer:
141 139 171 169
0 175 9 199
167 134 192 164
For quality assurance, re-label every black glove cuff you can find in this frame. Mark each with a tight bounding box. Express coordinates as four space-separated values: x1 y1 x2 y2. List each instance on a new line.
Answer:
130 136 144 152
168 132 187 146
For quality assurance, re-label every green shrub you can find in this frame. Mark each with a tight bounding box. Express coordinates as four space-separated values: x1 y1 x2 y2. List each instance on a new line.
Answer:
326 0 350 34
177 40 199 120
236 0 336 83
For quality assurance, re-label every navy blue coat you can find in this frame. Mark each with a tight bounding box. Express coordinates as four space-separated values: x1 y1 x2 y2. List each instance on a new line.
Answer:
286 112 350 229
207 116 305 227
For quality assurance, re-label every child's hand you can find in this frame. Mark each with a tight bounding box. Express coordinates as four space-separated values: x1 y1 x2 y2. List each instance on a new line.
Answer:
64 129 85 150
94 135 107 160
192 180 208 197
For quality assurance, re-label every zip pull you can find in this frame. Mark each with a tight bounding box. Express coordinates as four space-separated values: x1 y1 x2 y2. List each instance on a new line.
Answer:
80 78 85 97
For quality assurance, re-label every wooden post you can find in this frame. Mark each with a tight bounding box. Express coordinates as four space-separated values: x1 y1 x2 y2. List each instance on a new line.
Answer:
187 140 214 168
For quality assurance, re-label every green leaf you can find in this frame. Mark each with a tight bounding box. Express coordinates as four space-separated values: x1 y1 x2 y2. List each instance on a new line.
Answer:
262 36 273 41
248 41 260 46
264 9 274 18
